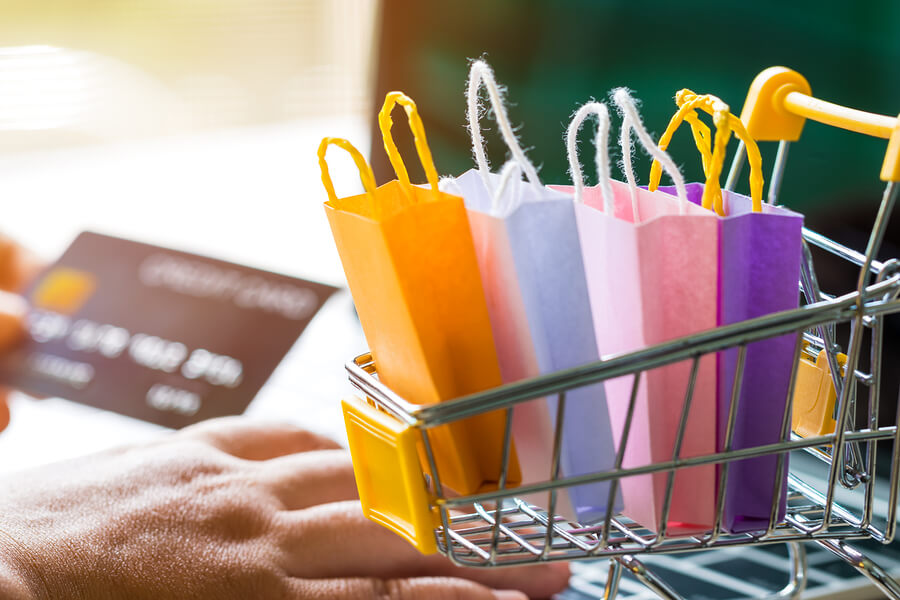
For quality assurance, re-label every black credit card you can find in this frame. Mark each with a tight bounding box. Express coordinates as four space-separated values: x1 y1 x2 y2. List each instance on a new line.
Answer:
0 232 337 428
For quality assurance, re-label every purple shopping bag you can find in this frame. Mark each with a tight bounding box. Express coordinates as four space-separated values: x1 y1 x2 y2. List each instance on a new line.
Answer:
651 92 804 533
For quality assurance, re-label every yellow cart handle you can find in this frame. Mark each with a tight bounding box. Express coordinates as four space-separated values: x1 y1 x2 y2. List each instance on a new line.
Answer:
740 66 900 182
782 92 895 140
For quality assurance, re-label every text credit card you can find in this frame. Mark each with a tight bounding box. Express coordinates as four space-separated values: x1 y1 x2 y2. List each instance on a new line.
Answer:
0 232 337 428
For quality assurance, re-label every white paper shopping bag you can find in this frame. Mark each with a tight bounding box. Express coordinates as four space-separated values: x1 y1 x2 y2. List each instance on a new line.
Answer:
434 60 621 524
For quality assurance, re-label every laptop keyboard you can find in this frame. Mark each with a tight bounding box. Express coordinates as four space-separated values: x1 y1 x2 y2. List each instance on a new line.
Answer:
558 540 900 599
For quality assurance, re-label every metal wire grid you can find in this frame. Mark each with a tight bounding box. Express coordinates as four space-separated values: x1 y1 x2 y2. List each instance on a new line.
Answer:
346 258 900 556
346 265 900 595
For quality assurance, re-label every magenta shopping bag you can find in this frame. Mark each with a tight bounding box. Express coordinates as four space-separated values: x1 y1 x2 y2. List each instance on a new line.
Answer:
651 93 804 533
552 93 720 535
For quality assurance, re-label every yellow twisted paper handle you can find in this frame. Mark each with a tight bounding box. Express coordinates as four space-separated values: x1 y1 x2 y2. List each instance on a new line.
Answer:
681 90 765 215
378 91 441 203
317 137 378 213
685 110 714 174
649 90 764 215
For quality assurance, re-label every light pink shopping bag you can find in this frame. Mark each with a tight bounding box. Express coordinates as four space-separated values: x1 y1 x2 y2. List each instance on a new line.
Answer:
552 93 719 535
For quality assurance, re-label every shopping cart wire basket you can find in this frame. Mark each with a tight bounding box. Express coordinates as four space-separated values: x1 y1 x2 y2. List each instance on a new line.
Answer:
340 66 900 599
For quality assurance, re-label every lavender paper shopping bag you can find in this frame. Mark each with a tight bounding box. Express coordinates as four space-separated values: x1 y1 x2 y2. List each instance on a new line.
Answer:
652 92 803 532
718 192 802 532
553 95 719 535
437 60 621 524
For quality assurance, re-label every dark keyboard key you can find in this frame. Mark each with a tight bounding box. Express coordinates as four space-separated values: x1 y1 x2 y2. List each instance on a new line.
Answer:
819 558 866 579
713 558 788 590
755 543 790 558
626 565 736 600
756 541 830 559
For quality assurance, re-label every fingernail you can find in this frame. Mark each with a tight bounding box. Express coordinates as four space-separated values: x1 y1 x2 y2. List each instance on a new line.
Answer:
493 590 528 600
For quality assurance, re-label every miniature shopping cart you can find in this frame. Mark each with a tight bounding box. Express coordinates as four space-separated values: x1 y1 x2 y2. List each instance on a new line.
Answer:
340 67 900 599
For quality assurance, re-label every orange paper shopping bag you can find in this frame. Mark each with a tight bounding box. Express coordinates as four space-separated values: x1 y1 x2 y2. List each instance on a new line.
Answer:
318 92 520 495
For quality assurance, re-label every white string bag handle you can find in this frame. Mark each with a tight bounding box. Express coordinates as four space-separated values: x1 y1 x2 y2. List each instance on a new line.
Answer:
491 159 525 217
439 160 524 218
566 101 614 214
613 88 690 220
617 108 642 223
438 176 464 196
467 60 542 195
617 99 641 219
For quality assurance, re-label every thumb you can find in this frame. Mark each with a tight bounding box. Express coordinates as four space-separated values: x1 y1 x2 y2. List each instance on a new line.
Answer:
0 236 43 293
292 576 528 600
0 387 9 432
0 291 26 354
0 291 26 433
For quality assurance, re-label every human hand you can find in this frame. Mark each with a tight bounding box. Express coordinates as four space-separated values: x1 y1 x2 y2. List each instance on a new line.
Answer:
0 235 42 297
0 291 27 432
0 417 570 599
0 234 43 432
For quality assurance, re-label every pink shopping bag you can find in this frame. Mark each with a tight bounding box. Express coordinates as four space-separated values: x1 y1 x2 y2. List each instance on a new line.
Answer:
551 92 719 535
649 91 803 533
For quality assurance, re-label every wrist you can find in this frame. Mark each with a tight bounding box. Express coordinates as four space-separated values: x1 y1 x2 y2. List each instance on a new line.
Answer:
0 527 38 600
0 558 33 600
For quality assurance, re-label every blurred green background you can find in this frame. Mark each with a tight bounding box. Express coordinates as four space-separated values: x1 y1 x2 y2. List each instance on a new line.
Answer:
372 0 899 218
371 0 900 426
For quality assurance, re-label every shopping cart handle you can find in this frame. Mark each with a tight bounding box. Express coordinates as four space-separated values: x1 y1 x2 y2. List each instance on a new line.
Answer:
782 91 895 140
740 66 900 181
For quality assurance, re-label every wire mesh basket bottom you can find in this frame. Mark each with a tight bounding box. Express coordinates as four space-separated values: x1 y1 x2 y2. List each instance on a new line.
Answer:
344 253 900 566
